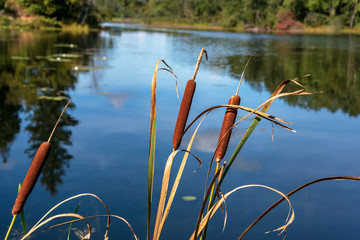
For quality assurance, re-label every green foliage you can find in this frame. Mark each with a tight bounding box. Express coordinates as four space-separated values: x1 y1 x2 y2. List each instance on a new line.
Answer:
0 0 5 9
3 0 102 26
304 12 328 26
184 0 221 23
2 0 360 30
27 16 61 28
0 15 12 25
220 0 244 27
96 0 360 29
147 0 182 18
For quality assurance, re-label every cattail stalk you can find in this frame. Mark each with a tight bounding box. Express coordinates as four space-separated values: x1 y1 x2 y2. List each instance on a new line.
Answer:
11 142 52 215
215 53 254 163
11 98 71 215
172 48 207 150
215 95 241 162
205 54 255 235
5 98 72 240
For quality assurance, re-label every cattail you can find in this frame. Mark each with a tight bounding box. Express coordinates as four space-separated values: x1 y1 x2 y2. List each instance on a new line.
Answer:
215 95 240 162
215 53 255 162
11 98 72 216
12 142 51 215
172 48 207 150
172 79 196 150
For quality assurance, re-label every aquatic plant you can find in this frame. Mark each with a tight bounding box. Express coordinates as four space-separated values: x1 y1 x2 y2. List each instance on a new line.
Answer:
4 49 360 240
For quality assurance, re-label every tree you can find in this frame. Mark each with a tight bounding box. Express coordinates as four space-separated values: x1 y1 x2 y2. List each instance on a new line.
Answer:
350 0 359 28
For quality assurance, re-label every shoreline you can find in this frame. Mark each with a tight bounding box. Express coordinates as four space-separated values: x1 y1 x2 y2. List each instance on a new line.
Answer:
110 18 360 35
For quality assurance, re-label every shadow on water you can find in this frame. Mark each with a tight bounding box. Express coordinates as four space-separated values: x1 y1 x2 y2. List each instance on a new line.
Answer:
0 29 108 194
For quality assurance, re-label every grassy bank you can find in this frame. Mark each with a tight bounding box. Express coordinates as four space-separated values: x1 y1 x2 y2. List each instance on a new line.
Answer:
0 15 97 33
111 17 360 35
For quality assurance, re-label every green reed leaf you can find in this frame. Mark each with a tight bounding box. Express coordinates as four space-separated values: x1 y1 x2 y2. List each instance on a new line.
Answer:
67 202 81 240
18 183 28 239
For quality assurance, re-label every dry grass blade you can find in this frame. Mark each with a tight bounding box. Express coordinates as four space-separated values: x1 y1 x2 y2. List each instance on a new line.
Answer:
39 214 139 240
215 188 228 232
181 104 295 142
21 213 91 240
189 184 295 240
237 176 360 240
154 117 205 240
148 59 177 240
158 67 179 99
30 193 110 239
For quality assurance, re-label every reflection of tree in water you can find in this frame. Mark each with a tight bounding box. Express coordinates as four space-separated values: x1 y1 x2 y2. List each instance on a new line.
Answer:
25 99 78 195
0 29 108 194
0 85 21 163
22 58 79 195
224 36 360 116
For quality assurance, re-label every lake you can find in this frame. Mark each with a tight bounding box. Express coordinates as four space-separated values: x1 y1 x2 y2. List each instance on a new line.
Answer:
1 23 359 240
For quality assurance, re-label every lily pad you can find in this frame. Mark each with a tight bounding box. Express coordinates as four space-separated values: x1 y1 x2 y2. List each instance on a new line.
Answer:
52 53 82 58
47 57 72 62
11 56 30 61
39 87 54 92
73 65 109 71
181 196 197 201
54 43 77 48
38 95 67 101
93 56 113 60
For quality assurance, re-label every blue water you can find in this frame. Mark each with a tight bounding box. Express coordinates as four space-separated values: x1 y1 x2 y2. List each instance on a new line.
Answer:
0 24 359 239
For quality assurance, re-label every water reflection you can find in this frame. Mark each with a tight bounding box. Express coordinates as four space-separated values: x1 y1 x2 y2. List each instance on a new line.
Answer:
0 29 108 193
222 35 360 116
0 86 21 163
25 99 77 195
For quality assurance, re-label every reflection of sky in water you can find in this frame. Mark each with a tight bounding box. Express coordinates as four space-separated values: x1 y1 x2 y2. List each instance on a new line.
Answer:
0 24 360 240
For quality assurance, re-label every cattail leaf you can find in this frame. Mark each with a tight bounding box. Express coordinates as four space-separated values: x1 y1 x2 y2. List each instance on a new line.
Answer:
201 74 313 239
41 214 139 240
219 74 313 188
153 116 204 240
148 60 177 240
189 184 295 240
67 202 81 240
21 213 91 240
238 176 360 240
28 193 110 240
18 184 28 239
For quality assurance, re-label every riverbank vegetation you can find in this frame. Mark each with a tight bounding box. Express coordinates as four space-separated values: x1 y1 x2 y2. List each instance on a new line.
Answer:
0 0 101 29
101 0 360 33
1 0 359 33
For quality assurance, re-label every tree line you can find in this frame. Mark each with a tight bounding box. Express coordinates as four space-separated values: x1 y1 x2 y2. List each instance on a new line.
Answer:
97 0 360 30
0 0 359 29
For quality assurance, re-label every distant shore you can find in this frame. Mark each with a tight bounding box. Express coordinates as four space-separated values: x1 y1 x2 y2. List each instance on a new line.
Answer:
110 18 360 35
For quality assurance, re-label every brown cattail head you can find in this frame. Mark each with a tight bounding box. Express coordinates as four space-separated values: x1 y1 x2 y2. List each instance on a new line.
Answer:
12 142 52 215
172 79 196 150
215 95 241 162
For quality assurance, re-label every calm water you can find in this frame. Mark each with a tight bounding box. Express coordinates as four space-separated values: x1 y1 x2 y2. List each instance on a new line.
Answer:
0 23 359 240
